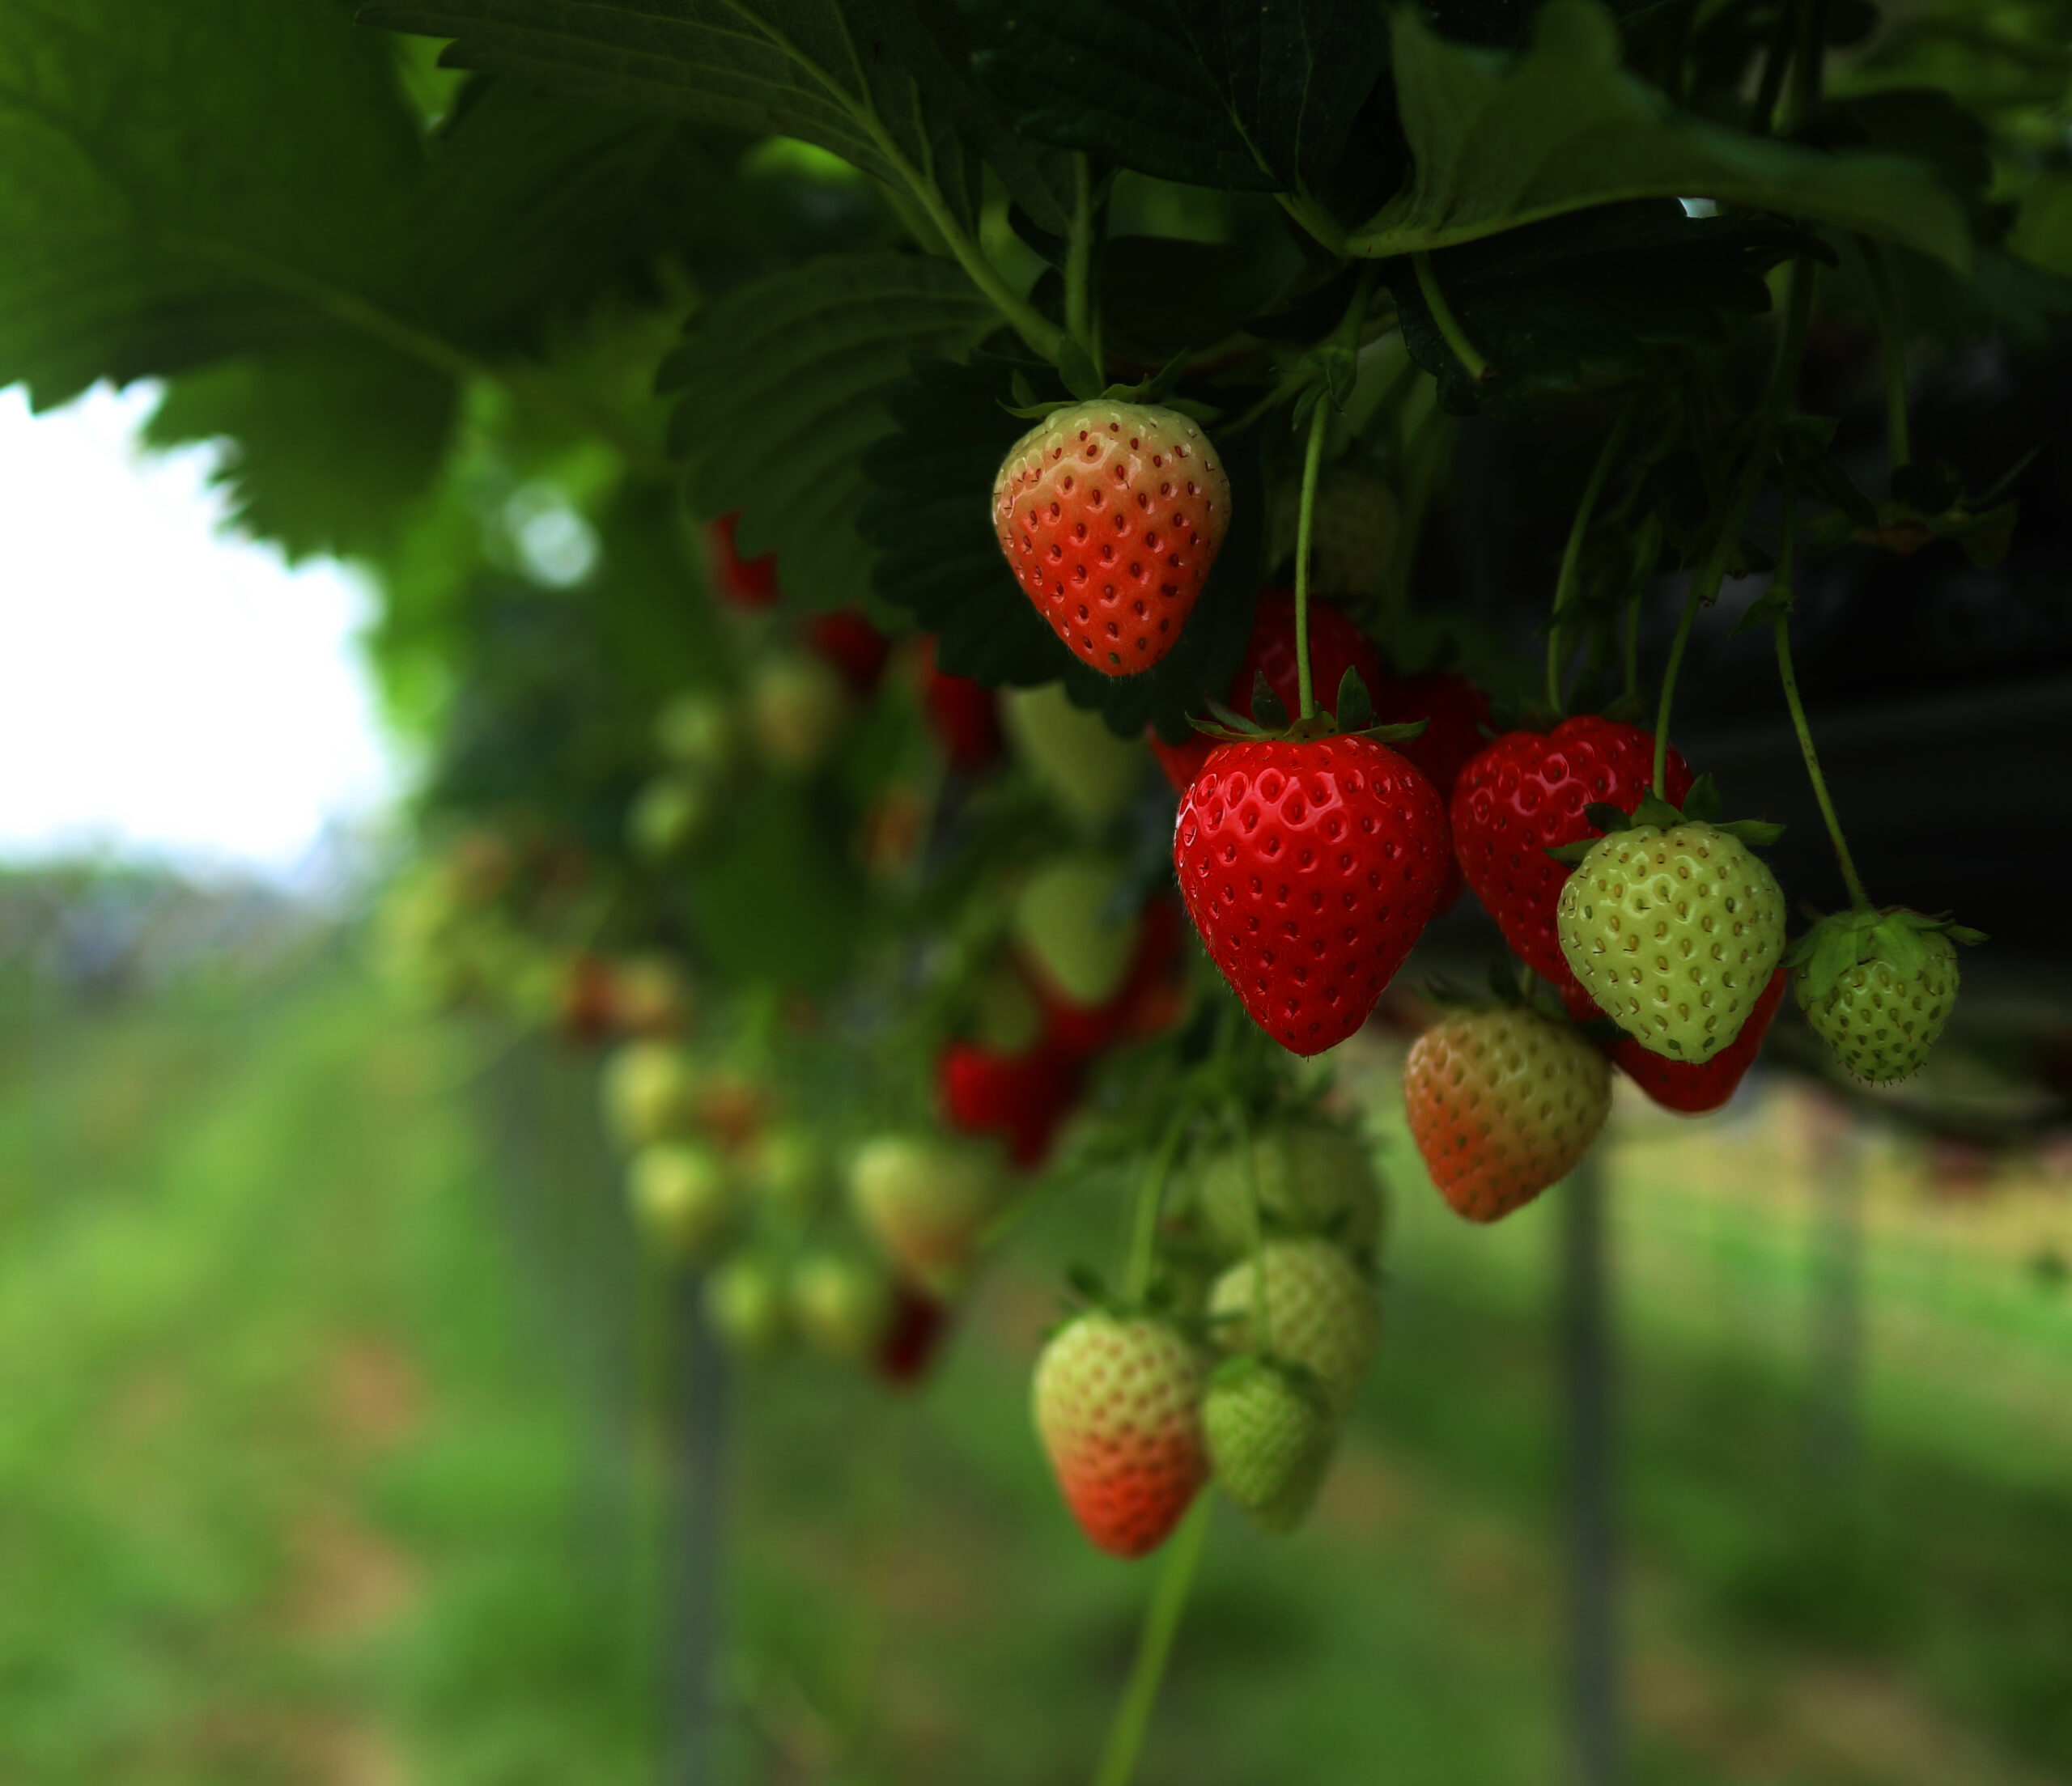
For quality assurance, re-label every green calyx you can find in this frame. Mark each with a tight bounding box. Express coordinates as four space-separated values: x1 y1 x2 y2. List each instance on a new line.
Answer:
1785 906 1987 1006
1188 666 1430 748
1542 775 1784 866
1002 350 1221 424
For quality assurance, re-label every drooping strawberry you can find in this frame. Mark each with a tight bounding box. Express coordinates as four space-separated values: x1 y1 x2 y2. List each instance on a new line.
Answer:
1032 1311 1209 1558
1607 965 1785 1114
992 402 1231 676
1403 1005 1611 1223
847 1134 1006 1292
1557 819 1787 1063
1149 591 1385 793
1450 717 1692 1016
1205 1237 1378 1415
917 637 1004 770
1174 736 1449 1057
936 1036 1084 1169
1366 670 1489 914
1192 1115 1386 1267
1790 907 1981 1083
706 511 780 608
1202 1355 1339 1533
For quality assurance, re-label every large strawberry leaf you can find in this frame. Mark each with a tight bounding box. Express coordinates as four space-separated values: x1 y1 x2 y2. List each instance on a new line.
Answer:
655 252 1000 613
1351 1 1975 269
1391 202 1822 415
969 0 1388 197
359 0 1072 236
862 354 1260 739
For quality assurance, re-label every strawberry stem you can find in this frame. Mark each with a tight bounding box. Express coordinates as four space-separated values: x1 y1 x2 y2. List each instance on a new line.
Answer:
1858 235 1910 484
1771 486 1874 914
1123 1105 1191 1305
1091 1495 1213 1786
1066 154 1100 371
1293 393 1332 723
1411 250 1489 384
1545 400 1638 715
1652 255 1815 796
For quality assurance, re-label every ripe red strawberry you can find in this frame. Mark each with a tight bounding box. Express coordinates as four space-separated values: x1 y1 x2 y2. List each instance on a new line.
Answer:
917 638 1003 770
1450 717 1692 1013
848 1135 1006 1291
1403 1006 1611 1222
875 1279 953 1385
706 511 779 608
937 1036 1084 1169
1368 670 1490 915
993 401 1231 675
1174 736 1449 1056
805 608 891 696
1032 1312 1208 1557
1149 591 1384 792
1608 966 1785 1114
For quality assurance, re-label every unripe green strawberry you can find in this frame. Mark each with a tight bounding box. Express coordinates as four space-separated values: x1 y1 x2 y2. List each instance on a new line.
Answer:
1001 684 1144 825
1791 907 1975 1083
788 1252 890 1360
1192 1118 1385 1266
653 690 739 777
1032 1312 1208 1557
1013 855 1140 1008
703 1251 788 1353
1267 462 1396 597
745 651 850 774
627 1140 735 1261
601 1040 699 1149
1557 821 1786 1063
847 1134 1007 1292
1202 1355 1338 1533
628 774 714 860
992 401 1231 675
1403 1006 1610 1223
742 1127 830 1220
1207 1239 1377 1415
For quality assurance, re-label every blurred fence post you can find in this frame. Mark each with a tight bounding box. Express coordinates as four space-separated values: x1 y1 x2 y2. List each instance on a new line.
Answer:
1560 1148 1622 1786
669 1278 730 1786
1806 1101 1863 1499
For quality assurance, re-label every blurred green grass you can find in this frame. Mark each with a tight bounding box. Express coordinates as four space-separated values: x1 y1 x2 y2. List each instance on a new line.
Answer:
1 956 2066 1785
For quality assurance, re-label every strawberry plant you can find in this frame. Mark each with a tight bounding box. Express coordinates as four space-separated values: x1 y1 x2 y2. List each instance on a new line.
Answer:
5 0 2067 1778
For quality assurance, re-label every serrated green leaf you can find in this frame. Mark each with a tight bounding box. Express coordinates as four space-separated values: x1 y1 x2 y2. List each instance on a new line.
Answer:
363 0 1071 236
1055 334 1105 401
1352 1 1974 269
1391 200 1819 415
657 252 999 611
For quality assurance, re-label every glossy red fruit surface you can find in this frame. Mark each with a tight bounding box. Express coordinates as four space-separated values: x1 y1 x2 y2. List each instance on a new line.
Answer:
1149 592 1384 792
1608 965 1787 1114
938 1037 1083 1168
1174 736 1449 1056
918 639 1004 770
1450 716 1692 1002
706 511 780 608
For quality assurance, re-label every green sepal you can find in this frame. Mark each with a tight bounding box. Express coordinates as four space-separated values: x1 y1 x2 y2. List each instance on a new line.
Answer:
1252 672 1290 732
1055 334 1106 401
1335 666 1374 732
1682 774 1722 824
1544 837 1598 866
1785 905 1985 1003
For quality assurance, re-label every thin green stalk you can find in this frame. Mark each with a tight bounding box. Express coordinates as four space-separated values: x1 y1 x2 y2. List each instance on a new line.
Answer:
1858 235 1911 481
1123 1106 1192 1304
1748 0 1798 135
1788 0 1830 129
1652 257 1815 795
1090 1496 1214 1786
1772 487 1873 913
1066 154 1097 363
1412 251 1489 383
1292 393 1333 721
1545 401 1639 713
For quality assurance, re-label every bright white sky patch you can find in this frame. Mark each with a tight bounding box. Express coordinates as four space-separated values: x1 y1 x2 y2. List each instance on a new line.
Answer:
0 384 403 885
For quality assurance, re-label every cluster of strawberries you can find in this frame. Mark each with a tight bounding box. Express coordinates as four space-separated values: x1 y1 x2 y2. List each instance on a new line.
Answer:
993 398 1976 1557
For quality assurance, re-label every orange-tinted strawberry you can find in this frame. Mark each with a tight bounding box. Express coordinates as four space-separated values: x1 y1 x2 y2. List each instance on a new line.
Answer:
992 401 1230 676
1033 1312 1208 1558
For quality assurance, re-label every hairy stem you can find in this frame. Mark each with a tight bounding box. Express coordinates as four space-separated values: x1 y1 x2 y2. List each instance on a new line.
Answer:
1090 1496 1213 1786
1412 251 1489 383
1653 257 1815 795
1293 393 1333 722
1546 401 1639 713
